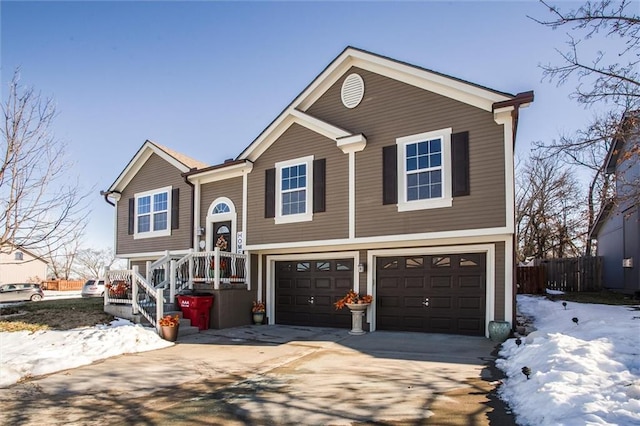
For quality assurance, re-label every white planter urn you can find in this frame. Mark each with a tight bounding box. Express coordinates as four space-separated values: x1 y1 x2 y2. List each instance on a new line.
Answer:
346 303 370 335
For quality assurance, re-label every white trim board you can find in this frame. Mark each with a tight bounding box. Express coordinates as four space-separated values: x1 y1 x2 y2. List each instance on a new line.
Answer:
245 226 512 252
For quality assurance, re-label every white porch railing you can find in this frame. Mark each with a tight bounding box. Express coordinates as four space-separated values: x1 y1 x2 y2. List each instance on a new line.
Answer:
105 266 163 332
103 249 248 334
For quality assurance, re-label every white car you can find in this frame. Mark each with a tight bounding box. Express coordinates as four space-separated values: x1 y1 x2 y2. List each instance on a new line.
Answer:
80 279 105 298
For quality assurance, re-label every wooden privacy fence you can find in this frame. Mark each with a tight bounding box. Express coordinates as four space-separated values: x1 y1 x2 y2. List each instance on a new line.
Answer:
41 279 85 291
517 257 602 294
517 265 546 294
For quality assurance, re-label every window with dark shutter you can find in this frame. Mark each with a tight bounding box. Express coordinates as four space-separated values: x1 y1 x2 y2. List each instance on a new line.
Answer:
451 131 470 197
265 168 276 218
171 188 180 229
313 158 326 213
128 198 135 235
383 145 397 205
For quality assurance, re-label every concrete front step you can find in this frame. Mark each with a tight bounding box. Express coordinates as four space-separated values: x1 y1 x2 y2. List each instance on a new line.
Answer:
164 310 200 339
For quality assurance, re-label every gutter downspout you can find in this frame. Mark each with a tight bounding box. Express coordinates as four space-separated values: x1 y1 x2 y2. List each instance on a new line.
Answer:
182 170 196 249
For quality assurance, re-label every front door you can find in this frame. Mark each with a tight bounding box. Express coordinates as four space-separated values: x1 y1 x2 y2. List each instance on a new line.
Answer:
213 221 231 252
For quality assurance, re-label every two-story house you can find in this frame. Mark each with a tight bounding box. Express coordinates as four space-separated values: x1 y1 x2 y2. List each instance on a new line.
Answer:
103 47 533 336
590 111 639 295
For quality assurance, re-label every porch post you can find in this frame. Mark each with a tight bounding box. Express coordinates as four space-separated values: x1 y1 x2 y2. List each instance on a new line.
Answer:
145 260 152 284
132 265 139 315
214 247 220 290
169 259 176 303
188 248 194 290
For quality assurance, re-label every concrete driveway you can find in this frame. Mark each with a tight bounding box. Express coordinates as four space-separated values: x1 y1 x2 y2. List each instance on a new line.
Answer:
0 325 514 425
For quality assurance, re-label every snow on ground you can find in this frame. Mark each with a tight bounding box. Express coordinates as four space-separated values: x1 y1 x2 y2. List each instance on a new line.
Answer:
498 295 640 426
0 318 172 388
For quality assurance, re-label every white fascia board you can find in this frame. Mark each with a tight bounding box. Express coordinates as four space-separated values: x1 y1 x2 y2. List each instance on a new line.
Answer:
290 109 351 139
245 227 513 253
109 141 192 192
188 162 254 185
242 111 350 162
297 49 512 113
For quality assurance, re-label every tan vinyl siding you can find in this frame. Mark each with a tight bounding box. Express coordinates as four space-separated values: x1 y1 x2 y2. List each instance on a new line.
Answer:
306 67 507 238
116 154 192 255
246 123 349 245
200 177 244 230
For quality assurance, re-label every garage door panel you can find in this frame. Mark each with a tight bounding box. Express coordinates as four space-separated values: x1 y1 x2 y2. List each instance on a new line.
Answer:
377 253 486 336
405 277 425 289
458 318 483 335
403 296 425 308
459 296 482 310
379 277 400 289
315 278 331 289
296 279 311 289
459 275 482 288
431 317 454 331
335 278 352 289
277 279 293 289
430 276 452 289
379 295 400 308
430 296 452 309
294 295 311 306
313 295 332 307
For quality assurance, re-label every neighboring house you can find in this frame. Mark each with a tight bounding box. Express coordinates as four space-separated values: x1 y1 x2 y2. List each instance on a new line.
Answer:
103 47 534 336
591 111 639 295
0 246 49 284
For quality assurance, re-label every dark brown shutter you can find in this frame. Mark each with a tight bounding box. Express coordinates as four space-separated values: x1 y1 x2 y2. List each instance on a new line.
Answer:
265 168 276 218
451 131 470 197
313 158 326 213
171 188 180 229
383 145 397 205
128 198 135 235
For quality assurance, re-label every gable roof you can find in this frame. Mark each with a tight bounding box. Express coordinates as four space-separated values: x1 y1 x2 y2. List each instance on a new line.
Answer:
107 140 209 192
238 46 526 161
0 244 49 265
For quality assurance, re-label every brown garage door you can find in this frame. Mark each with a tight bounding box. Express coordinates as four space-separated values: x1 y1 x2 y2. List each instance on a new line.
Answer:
275 259 353 328
376 253 486 335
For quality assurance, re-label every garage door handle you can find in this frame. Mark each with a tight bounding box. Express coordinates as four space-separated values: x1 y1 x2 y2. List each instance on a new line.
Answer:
308 296 315 305
422 298 430 307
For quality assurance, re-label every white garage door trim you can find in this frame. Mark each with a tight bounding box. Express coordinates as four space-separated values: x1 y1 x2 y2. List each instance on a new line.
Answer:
367 244 495 336
265 251 360 325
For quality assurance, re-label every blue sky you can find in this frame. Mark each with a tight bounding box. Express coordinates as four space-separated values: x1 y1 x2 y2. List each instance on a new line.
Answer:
2 1 607 250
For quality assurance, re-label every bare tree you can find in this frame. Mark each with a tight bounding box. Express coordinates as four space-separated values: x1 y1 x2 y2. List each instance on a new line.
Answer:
1 71 91 257
44 229 84 280
73 248 118 279
530 0 639 254
516 155 585 262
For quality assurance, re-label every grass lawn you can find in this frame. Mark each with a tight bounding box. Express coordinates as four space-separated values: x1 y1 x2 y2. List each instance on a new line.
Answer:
0 297 114 332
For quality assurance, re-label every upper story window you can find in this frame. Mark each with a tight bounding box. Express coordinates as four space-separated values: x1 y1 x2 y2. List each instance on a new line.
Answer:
14 251 23 261
397 128 452 211
134 186 172 239
275 156 314 224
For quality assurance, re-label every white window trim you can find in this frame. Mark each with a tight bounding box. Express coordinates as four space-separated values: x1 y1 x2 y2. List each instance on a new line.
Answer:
133 186 172 239
205 197 237 252
275 155 314 224
396 128 452 212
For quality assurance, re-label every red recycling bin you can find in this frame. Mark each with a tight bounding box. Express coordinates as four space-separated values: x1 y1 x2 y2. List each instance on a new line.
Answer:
177 295 214 330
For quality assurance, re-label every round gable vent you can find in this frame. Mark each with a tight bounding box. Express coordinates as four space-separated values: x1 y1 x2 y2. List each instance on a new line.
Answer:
341 73 364 109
